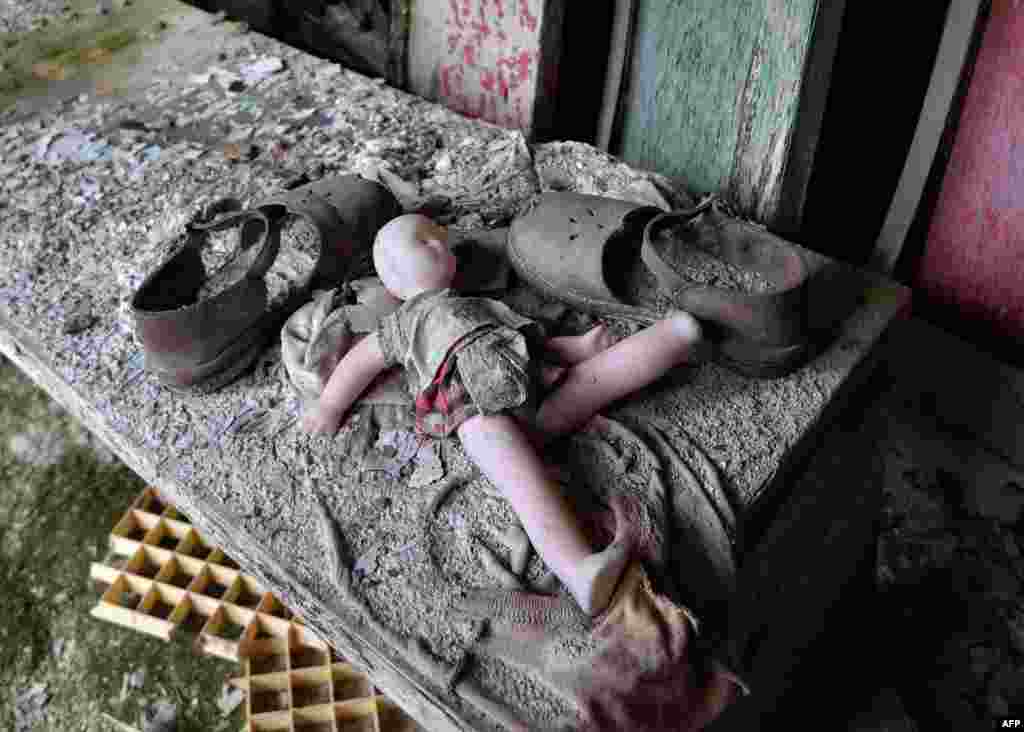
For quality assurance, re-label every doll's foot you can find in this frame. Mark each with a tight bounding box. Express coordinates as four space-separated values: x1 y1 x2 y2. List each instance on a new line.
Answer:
568 494 641 615
571 539 630 616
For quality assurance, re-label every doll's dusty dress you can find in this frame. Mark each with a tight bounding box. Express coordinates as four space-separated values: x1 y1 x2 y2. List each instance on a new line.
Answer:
305 213 745 730
376 288 551 437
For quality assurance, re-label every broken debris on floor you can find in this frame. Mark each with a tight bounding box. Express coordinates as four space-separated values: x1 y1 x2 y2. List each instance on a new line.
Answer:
14 684 51 732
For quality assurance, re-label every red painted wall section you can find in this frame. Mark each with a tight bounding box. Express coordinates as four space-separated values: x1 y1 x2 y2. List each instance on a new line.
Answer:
917 0 1024 343
408 0 550 135
439 0 541 129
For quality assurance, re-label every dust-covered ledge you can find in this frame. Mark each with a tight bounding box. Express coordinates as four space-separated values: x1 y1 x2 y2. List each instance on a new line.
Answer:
0 2 911 728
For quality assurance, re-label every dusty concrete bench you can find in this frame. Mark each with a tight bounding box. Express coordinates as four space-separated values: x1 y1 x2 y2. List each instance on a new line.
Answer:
0 3 910 728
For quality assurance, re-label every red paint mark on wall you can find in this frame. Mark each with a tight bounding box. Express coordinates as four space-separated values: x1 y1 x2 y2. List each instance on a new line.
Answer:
471 3 492 36
918 0 1024 343
433 0 545 133
477 92 500 124
448 0 463 29
496 49 534 87
440 65 453 98
519 0 538 32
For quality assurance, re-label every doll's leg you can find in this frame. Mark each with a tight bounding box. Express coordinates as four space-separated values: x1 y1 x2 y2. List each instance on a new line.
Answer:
536 324 617 390
457 413 629 615
537 312 703 438
543 323 617 365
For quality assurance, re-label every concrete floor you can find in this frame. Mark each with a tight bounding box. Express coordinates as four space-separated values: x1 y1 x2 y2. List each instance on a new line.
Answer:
786 318 1024 730
0 354 241 732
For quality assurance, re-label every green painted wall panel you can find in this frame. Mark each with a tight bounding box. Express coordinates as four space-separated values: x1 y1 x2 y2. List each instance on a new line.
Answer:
619 0 824 226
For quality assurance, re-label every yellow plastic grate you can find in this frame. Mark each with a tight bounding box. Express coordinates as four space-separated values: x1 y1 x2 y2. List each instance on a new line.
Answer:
91 488 419 732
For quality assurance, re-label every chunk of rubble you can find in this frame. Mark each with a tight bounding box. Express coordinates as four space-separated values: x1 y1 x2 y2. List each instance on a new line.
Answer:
14 684 50 732
408 442 444 488
140 699 177 732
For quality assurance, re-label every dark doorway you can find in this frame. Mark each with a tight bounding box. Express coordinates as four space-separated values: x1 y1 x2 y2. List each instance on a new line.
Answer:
799 1 954 266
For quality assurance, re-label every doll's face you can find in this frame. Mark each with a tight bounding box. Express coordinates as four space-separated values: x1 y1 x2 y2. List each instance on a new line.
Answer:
373 214 456 300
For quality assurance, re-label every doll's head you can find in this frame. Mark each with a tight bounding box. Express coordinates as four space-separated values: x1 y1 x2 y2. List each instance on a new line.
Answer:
373 214 456 300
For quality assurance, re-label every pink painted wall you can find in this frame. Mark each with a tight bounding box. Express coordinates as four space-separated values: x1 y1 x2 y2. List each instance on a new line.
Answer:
917 0 1024 343
407 0 560 136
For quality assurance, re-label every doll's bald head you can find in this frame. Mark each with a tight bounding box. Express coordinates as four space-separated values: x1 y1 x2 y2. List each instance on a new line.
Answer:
373 214 456 300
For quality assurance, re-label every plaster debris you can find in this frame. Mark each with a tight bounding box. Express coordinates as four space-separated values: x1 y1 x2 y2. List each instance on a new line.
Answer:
408 441 444 488
140 699 177 732
191 67 243 91
79 176 102 201
353 542 383 579
14 684 50 732
533 141 692 209
49 638 65 660
62 300 97 334
119 668 146 702
34 129 113 165
128 668 146 689
240 56 285 85
362 429 420 478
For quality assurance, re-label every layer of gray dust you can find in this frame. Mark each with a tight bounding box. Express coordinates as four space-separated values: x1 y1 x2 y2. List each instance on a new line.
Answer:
473 654 577 729
197 214 320 304
265 215 320 303
533 140 693 210
197 229 252 299
651 222 772 293
0 11 901 728
0 0 69 34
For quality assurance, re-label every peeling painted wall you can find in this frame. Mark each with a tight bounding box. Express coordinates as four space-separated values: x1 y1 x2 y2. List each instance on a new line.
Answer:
616 0 824 227
406 0 562 137
917 0 1024 346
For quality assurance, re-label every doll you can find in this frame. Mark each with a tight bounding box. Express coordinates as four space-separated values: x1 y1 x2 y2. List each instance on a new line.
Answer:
303 213 709 617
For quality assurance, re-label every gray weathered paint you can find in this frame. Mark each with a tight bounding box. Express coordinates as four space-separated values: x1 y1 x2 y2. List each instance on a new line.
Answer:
618 0 838 229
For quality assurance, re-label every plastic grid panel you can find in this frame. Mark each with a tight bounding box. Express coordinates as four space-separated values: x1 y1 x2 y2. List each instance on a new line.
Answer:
91 488 418 732
229 617 387 732
90 487 282 661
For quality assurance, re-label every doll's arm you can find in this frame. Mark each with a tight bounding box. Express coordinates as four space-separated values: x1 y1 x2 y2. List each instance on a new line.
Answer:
303 331 389 435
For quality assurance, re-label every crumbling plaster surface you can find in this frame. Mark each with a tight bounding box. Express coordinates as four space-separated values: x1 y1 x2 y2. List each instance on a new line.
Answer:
0 4 909 729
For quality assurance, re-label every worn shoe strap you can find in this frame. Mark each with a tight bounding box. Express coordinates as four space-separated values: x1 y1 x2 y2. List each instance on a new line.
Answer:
188 207 282 282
